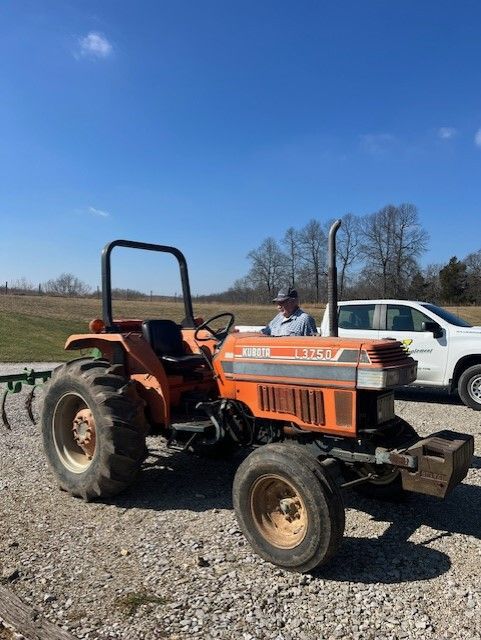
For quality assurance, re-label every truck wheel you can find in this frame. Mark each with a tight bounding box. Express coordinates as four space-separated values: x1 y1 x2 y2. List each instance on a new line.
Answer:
233 444 345 573
458 365 481 410
41 359 147 500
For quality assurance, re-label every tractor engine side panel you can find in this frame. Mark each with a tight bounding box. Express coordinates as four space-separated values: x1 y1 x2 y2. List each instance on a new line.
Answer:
247 382 356 436
215 334 360 437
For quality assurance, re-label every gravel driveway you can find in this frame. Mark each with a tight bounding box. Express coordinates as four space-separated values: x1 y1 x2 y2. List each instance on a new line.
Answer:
0 363 480 640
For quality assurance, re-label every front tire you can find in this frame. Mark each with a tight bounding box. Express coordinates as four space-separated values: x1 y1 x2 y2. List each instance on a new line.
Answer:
41 359 147 500
233 444 345 573
458 365 481 410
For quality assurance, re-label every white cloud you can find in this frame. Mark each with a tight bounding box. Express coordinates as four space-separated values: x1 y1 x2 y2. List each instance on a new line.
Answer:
475 129 481 147
77 32 113 59
438 127 457 140
359 133 395 154
88 206 110 218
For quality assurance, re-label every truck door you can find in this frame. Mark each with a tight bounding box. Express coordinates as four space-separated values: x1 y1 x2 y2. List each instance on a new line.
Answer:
378 304 448 385
337 303 379 339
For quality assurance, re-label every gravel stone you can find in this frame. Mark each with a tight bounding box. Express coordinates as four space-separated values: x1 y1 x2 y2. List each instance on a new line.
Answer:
0 365 480 639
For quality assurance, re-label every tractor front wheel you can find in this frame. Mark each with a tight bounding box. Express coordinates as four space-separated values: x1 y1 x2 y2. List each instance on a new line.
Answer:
233 444 345 573
41 359 147 500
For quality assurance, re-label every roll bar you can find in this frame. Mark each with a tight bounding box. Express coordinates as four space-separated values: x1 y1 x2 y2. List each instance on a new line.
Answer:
101 240 195 330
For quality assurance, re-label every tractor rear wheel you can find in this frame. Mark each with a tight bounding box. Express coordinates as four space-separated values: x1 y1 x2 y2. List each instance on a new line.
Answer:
41 358 147 500
233 444 345 573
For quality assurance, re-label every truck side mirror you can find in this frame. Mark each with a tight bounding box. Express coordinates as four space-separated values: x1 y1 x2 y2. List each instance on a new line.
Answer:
422 321 443 339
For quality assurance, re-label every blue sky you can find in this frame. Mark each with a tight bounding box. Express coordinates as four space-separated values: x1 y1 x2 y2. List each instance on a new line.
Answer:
1 1 481 295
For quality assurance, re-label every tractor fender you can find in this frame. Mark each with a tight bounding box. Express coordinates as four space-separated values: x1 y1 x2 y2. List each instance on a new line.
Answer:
65 333 170 426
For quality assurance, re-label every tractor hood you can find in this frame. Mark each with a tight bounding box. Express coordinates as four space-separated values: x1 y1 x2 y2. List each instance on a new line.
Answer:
215 332 417 391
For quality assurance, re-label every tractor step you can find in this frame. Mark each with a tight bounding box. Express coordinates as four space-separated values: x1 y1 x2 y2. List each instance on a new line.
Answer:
167 419 216 452
170 419 214 434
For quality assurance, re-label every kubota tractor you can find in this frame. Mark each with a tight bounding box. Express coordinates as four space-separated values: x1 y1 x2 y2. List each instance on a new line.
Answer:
40 222 474 573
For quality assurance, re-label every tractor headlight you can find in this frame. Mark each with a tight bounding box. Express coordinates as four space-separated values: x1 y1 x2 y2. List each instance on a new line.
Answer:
357 368 400 389
357 369 386 389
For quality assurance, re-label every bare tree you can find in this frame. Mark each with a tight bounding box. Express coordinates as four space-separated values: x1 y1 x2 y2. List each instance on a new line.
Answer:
44 273 91 297
335 213 362 299
246 238 287 299
221 277 258 304
297 219 326 303
464 249 481 304
423 263 443 302
282 227 301 289
235 201 429 302
360 204 428 297
111 288 147 300
392 203 429 296
359 205 396 297
10 277 35 294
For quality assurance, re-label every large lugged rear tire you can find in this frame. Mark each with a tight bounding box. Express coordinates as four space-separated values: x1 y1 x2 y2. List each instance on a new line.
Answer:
41 359 147 500
233 444 345 573
458 364 481 410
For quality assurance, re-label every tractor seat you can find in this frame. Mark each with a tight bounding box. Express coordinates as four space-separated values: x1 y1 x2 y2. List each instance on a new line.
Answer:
141 319 205 374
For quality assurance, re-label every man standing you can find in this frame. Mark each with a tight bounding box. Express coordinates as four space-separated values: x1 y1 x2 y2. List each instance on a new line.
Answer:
262 287 317 336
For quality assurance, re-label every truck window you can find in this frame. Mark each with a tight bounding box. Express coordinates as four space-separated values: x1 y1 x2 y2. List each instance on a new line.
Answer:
421 303 472 327
338 304 375 330
387 305 431 332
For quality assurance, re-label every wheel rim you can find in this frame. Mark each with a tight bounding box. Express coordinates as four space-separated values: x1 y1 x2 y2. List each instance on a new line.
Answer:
357 464 399 486
52 393 97 473
250 474 308 549
468 375 481 404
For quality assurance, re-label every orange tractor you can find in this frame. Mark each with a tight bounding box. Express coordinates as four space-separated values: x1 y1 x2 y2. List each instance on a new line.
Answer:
41 222 473 572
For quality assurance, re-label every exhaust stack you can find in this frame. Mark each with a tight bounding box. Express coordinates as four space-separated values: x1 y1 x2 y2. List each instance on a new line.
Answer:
327 219 341 337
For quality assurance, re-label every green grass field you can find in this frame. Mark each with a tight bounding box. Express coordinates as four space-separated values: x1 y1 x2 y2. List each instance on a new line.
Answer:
0 294 325 361
0 294 479 362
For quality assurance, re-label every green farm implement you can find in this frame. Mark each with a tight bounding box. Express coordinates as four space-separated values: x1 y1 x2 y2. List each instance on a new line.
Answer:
1 368 52 429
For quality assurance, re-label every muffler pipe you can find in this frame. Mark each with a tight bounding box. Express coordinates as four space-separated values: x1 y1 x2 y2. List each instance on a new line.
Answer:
327 219 341 337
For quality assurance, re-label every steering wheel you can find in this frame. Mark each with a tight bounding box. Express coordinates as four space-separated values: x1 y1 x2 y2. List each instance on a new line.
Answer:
194 312 235 343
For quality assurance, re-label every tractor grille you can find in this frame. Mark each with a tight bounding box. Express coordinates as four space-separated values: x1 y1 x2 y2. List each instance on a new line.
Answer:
258 385 325 426
366 342 411 365
334 391 353 427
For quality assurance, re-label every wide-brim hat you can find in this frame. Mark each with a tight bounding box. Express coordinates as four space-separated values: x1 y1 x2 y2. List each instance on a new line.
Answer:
272 287 298 303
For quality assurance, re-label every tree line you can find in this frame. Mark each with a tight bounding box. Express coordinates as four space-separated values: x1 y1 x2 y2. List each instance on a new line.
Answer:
2 274 150 300
4 203 481 306
197 203 481 306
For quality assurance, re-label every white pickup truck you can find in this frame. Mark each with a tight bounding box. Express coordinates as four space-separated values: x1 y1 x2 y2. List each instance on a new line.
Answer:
236 299 481 409
319 299 481 409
